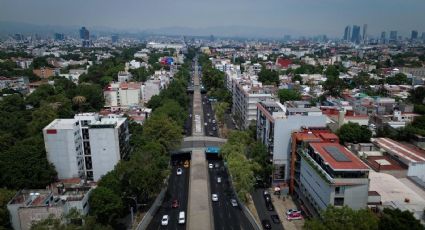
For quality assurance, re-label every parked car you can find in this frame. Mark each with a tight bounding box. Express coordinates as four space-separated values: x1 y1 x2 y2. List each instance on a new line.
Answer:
266 203 274 211
176 168 182 175
161 215 169 226
271 215 280 224
178 211 185 224
209 163 213 169
212 194 218 202
264 194 271 203
261 219 272 229
184 160 189 168
286 209 301 216
217 177 222 183
172 199 179 208
287 212 303 221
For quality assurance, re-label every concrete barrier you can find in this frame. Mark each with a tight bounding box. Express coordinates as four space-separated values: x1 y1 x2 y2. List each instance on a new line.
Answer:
136 187 167 230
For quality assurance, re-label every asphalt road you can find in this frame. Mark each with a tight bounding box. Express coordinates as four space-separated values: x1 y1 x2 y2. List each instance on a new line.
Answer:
202 94 219 137
208 160 255 230
184 95 193 136
251 189 284 230
146 163 190 230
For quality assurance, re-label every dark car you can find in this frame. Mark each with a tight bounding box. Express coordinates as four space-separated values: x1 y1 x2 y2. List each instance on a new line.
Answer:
262 219 272 229
171 199 179 208
264 194 272 203
266 203 274 211
271 215 280 224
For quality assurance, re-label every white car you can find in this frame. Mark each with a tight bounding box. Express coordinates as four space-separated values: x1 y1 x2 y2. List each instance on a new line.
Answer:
161 215 169 226
177 168 182 175
212 194 218 202
286 209 301 216
217 177 222 183
230 199 238 207
208 163 213 169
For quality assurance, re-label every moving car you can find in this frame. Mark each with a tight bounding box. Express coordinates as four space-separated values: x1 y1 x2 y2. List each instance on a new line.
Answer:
264 194 272 203
230 199 238 207
184 160 189 168
172 199 179 208
266 203 274 211
212 194 218 202
217 177 222 183
161 215 169 226
178 211 185 224
176 168 182 175
261 219 272 229
209 163 213 169
286 209 301 216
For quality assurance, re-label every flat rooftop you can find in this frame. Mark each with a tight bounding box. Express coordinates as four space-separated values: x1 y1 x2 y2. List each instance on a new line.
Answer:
366 155 407 171
372 138 425 163
9 190 51 207
44 119 75 130
310 142 370 170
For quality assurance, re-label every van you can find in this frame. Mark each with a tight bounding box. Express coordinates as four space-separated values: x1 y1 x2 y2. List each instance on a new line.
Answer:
178 211 185 224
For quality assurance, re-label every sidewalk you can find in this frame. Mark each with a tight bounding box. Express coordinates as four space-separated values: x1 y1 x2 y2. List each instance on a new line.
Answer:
270 193 304 230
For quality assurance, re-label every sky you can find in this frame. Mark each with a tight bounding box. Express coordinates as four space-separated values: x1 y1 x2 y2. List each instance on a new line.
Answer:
0 0 425 37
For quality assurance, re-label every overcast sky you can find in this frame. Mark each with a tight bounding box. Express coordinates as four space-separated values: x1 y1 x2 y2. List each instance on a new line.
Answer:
1 0 424 37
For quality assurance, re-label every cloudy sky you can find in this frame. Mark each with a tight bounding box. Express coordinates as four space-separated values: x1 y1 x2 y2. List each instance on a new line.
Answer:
0 0 424 37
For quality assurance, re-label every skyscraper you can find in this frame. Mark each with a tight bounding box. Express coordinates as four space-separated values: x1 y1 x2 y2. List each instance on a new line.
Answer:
422 32 425 41
54 33 64 41
362 24 368 43
411 30 418 40
79 26 89 40
380 31 386 44
389 31 397 43
111 34 119 43
351 25 361 44
343 25 351 41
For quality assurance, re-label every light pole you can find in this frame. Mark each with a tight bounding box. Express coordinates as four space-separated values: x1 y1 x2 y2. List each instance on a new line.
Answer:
126 196 137 224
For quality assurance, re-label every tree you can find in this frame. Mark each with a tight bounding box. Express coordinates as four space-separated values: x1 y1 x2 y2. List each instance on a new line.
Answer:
323 75 346 97
89 187 124 225
409 86 425 104
214 102 229 126
379 208 424 230
141 114 183 151
292 74 304 84
0 189 15 229
386 73 410 85
153 99 187 126
304 206 378 230
278 89 301 103
337 122 372 144
258 69 279 85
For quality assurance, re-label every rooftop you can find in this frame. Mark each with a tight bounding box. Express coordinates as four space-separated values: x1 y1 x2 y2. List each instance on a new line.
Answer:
43 119 76 130
372 138 425 163
310 142 370 170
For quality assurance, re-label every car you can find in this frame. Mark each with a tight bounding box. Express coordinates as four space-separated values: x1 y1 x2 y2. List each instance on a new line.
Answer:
287 212 303 221
176 168 182 175
263 190 270 196
209 163 213 169
212 194 218 202
230 199 238 207
286 209 301 216
204 122 208 126
184 160 189 168
261 219 272 229
212 119 216 124
208 131 213 136
271 215 280 224
172 199 179 208
217 177 222 183
161 215 169 226
266 203 274 211
178 211 185 224
212 126 217 131
215 163 219 168
264 194 271 203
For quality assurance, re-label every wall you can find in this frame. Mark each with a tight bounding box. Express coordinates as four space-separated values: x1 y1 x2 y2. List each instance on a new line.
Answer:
408 162 425 182
273 115 327 181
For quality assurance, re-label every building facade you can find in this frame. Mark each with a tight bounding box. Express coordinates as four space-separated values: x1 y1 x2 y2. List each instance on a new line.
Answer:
43 113 130 181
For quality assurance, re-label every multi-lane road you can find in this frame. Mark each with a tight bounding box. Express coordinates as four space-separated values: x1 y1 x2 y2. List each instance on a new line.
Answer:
146 163 190 230
208 159 255 230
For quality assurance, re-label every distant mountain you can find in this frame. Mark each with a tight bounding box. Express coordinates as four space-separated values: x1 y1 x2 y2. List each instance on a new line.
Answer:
0 21 296 39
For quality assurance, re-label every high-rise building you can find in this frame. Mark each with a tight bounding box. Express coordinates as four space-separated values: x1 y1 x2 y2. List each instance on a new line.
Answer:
54 33 64 41
343 25 351 41
422 32 425 41
111 34 119 43
351 25 361 44
43 113 130 181
79 27 89 40
381 31 386 44
411 30 418 40
389 31 398 43
362 24 368 43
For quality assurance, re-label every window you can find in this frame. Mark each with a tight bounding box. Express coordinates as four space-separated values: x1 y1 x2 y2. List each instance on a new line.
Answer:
334 197 344 206
335 186 345 195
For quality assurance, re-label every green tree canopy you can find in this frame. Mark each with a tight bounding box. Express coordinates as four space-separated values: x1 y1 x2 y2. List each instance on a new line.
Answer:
278 89 301 103
258 68 279 85
337 122 372 144
378 208 424 230
89 187 124 225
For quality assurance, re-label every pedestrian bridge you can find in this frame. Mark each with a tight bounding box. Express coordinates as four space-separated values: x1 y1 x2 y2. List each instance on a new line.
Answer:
181 136 227 149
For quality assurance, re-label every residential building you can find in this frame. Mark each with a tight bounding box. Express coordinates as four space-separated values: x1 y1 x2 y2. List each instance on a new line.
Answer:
59 69 87 84
43 113 130 181
104 82 142 109
13 58 33 69
33 67 59 79
117 63 133 82
7 179 94 230
291 129 370 216
0 76 29 94
256 101 327 185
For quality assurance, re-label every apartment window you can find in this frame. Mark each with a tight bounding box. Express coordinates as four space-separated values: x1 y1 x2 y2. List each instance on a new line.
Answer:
335 186 345 195
334 197 344 206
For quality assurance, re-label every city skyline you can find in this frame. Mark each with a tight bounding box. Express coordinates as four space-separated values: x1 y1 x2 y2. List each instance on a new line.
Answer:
1 0 425 37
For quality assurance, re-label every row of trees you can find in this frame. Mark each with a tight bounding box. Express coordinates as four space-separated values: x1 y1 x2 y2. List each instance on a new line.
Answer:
86 60 190 227
305 206 424 230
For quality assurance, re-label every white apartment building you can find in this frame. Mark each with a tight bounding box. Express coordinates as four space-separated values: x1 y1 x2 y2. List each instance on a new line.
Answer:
43 113 130 181
104 82 142 109
141 70 172 104
232 75 273 129
256 101 327 183
59 69 87 84
147 42 184 50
